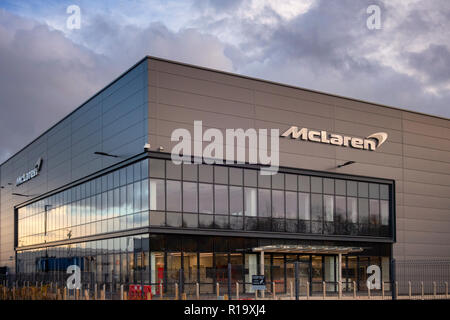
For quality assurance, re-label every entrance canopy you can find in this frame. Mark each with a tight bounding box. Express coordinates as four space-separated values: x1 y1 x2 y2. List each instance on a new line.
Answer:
252 245 364 255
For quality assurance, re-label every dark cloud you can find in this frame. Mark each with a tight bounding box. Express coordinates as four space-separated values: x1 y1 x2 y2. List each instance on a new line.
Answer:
408 44 450 85
0 1 449 163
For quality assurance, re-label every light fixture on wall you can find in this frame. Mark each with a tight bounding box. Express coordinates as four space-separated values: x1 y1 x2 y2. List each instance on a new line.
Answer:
94 151 119 158
337 161 356 168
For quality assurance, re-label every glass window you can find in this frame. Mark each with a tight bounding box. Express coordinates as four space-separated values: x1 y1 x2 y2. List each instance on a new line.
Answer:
244 169 257 187
183 182 198 213
126 166 133 185
119 168 127 186
335 196 346 223
126 184 133 214
150 179 165 211
286 191 297 219
369 199 380 224
167 181 181 211
285 174 297 191
298 175 310 192
258 189 271 217
150 159 165 178
335 180 346 196
166 161 181 180
199 165 213 183
299 192 310 220
229 168 243 186
358 198 369 223
380 185 389 200
380 200 389 225
214 166 228 184
183 163 198 181
311 177 323 193
258 174 271 188
133 162 141 182
369 184 379 199
311 194 323 221
358 182 369 198
324 178 334 195
347 197 357 223
133 181 141 213
272 190 285 218
324 195 334 222
141 180 149 212
214 185 228 215
141 159 149 179
272 173 284 190
199 184 213 214
230 186 243 216
244 188 257 217
347 181 357 197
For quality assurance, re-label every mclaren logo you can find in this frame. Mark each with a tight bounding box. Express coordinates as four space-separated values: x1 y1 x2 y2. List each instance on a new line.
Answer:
281 126 388 151
16 157 43 186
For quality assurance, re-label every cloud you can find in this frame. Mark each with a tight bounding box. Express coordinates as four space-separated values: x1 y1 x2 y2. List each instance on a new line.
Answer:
0 8 234 163
0 0 449 163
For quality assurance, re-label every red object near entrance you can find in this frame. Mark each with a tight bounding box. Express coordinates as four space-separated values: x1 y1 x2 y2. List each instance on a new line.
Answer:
129 284 152 300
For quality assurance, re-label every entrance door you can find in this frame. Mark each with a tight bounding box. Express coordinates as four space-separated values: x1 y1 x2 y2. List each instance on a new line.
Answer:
286 255 310 295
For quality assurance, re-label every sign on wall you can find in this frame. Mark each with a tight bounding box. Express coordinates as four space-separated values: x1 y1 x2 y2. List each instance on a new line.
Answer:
16 157 43 186
281 126 388 151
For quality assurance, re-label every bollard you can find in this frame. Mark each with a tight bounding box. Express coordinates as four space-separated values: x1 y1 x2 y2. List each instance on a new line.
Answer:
124 291 128 300
433 282 436 299
306 281 310 300
395 281 398 299
120 285 124 300
236 282 239 300
290 281 293 300
175 283 179 300
182 292 187 300
216 282 220 299
272 282 276 300
147 291 152 300
338 281 342 300
421 281 424 300
76 288 80 300
408 281 412 299
102 284 106 300
446 282 448 299
322 281 326 299
382 282 385 300
224 294 228 300
85 289 89 300
353 281 356 299
196 283 200 300
63 287 67 300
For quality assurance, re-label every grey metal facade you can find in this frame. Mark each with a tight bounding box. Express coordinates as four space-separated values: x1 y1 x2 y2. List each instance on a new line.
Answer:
1 56 450 273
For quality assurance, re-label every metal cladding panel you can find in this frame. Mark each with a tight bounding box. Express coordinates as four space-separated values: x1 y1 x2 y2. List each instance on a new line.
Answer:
0 59 149 269
146 57 450 261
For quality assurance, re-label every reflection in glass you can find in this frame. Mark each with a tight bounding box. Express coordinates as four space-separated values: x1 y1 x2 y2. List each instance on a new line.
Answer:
214 185 228 215
230 186 243 216
244 188 257 217
299 193 310 220
199 184 213 214
258 189 271 217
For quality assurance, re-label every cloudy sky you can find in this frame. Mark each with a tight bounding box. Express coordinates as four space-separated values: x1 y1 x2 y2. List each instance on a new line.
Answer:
1 0 449 163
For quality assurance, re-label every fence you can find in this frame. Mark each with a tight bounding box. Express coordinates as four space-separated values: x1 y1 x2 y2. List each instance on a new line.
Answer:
1 260 449 300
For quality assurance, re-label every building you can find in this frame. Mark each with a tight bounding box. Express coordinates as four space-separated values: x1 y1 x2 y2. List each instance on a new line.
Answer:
1 56 449 296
